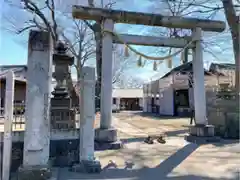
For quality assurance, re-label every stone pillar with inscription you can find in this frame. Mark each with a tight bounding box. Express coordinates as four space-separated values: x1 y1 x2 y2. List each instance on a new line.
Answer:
18 30 52 180
72 66 101 173
51 42 75 129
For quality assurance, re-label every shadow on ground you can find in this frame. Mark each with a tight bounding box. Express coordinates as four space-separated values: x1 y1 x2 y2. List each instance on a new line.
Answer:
58 142 239 180
164 129 188 136
120 129 188 144
211 139 240 147
59 143 230 180
120 129 239 148
129 112 190 120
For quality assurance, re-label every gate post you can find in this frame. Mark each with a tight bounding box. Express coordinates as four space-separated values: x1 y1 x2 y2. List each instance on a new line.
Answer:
185 28 217 142
192 27 207 125
72 66 101 173
2 70 14 180
95 19 122 149
100 18 114 129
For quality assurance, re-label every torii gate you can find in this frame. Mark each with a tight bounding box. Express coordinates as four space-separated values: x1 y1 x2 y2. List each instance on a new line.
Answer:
72 6 225 144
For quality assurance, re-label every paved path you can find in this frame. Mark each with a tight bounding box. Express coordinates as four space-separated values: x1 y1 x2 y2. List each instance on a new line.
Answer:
52 138 239 180
51 112 240 180
5 112 239 179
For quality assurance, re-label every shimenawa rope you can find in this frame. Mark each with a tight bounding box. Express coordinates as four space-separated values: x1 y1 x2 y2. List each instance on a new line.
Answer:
102 29 195 69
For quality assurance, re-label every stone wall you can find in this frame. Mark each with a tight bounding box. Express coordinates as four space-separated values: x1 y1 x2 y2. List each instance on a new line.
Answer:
2 142 24 172
6 138 112 172
208 103 239 139
1 129 107 172
207 86 239 139
2 140 80 172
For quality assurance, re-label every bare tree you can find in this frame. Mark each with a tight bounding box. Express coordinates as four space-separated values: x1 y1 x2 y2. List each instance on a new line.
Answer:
117 76 144 88
3 0 96 105
3 0 135 108
84 0 110 109
137 0 239 102
150 0 239 92
221 0 239 94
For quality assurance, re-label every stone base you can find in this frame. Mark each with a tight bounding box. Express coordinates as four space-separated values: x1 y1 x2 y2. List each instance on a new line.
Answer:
50 154 78 168
184 135 221 144
94 128 122 150
189 124 215 137
95 140 123 150
70 160 101 173
95 128 118 142
17 165 52 180
185 124 221 144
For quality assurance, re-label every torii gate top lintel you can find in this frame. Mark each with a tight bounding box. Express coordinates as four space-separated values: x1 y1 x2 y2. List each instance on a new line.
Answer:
72 5 226 32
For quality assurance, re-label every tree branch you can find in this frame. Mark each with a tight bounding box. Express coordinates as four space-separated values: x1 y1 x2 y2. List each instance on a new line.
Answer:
16 24 37 34
45 0 58 41
22 0 57 44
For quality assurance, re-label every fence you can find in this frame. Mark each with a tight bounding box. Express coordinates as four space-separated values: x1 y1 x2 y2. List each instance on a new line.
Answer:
0 103 25 132
0 104 100 131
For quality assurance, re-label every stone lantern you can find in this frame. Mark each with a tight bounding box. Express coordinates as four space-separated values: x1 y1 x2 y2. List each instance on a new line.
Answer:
51 41 75 129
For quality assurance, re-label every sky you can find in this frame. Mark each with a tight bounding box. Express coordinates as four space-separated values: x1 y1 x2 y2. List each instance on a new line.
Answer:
0 0 237 81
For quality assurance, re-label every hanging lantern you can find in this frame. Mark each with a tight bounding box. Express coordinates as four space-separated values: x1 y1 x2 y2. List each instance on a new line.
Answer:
153 61 157 71
167 58 172 68
124 45 130 57
137 56 142 67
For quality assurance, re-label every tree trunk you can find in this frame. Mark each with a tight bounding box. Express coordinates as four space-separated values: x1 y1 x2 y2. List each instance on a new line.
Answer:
222 0 239 94
93 22 102 112
222 0 239 112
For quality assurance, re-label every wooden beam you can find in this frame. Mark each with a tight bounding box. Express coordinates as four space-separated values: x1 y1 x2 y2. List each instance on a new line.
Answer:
112 34 194 48
72 5 226 32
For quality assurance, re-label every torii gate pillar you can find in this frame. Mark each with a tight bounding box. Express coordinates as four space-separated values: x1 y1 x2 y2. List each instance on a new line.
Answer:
192 28 207 125
186 28 216 141
71 5 226 145
95 19 122 149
